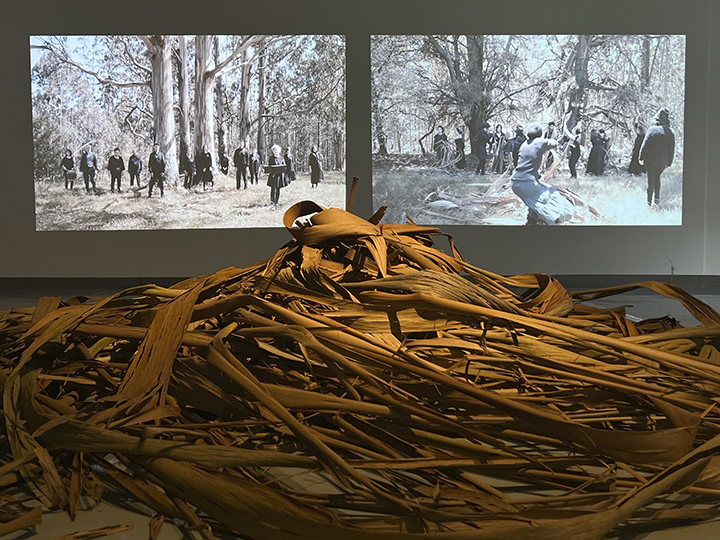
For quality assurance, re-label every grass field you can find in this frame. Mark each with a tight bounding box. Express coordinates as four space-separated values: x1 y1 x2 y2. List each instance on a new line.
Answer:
373 154 683 226
35 170 346 231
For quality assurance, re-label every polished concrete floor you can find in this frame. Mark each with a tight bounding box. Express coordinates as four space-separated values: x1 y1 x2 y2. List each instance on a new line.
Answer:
2 281 720 540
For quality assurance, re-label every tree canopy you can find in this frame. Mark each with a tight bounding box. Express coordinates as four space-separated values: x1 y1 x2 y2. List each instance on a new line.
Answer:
31 34 346 182
371 34 685 157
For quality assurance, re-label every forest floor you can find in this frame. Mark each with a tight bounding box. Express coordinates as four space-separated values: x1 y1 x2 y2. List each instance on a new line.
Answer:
34 170 345 231
373 154 683 226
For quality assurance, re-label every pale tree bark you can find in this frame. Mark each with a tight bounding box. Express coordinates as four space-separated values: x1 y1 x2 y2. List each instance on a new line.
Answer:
140 35 178 184
466 35 487 154
195 35 267 161
214 37 227 162
195 35 215 157
257 49 267 159
177 35 191 158
237 47 252 148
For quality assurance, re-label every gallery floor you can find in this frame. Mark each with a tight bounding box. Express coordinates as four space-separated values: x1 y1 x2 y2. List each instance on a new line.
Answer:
2 279 720 540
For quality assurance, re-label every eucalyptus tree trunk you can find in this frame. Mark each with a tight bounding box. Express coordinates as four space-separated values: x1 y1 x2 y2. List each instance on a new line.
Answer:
141 35 178 184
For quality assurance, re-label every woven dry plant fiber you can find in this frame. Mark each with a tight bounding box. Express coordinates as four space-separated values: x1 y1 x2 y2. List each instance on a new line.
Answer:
2 199 720 540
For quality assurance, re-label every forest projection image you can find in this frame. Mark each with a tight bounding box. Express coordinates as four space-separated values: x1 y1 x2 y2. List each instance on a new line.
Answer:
31 35 346 231
371 35 685 226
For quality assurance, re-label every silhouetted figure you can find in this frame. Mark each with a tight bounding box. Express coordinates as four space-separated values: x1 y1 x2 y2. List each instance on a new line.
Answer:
197 144 214 191
181 147 196 189
128 150 142 187
309 146 323 188
284 147 296 182
148 143 166 198
640 107 675 207
503 125 527 169
233 142 249 189
433 126 447 162
107 147 125 193
586 128 607 176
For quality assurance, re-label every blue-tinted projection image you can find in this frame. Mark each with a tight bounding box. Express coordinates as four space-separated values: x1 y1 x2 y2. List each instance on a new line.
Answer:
30 35 346 230
371 35 685 225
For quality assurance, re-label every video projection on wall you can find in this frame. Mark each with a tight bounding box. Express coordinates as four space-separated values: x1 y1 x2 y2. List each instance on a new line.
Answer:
30 35 346 231
371 35 685 226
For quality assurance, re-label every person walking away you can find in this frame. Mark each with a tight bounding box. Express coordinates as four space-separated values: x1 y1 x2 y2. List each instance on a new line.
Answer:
61 149 75 190
107 147 125 193
510 122 573 225
79 144 98 194
309 146 323 188
148 143 166 198
640 107 675 207
128 150 142 187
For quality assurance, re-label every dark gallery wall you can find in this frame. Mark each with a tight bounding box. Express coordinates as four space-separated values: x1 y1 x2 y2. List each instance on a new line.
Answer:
0 0 716 279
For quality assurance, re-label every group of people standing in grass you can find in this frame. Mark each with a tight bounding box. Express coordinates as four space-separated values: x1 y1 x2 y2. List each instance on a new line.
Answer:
59 141 325 207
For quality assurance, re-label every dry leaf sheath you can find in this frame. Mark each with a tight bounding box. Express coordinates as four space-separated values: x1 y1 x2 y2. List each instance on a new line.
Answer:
2 200 720 539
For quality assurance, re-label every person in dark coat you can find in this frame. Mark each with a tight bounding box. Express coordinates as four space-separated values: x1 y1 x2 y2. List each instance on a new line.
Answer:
79 145 98 194
511 122 573 226
309 146 323 188
491 124 507 174
220 152 229 175
233 142 249 189
503 125 527 169
107 147 125 193
453 127 466 169
128 150 142 187
147 143 166 198
181 146 196 189
61 149 75 190
585 128 607 176
640 107 675 207
284 147 297 182
266 144 289 208
474 123 491 175
197 144 214 191
433 126 448 162
563 124 582 178
628 123 647 176
249 148 261 185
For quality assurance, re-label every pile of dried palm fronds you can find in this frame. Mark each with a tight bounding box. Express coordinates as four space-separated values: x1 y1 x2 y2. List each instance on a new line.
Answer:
2 199 720 540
